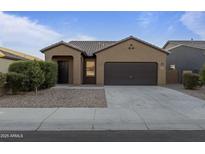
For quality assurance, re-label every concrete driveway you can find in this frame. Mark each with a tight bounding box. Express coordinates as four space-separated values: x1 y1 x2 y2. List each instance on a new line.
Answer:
1 86 205 131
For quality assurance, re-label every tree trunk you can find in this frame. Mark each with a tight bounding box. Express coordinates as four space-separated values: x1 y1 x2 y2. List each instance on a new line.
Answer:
35 87 38 96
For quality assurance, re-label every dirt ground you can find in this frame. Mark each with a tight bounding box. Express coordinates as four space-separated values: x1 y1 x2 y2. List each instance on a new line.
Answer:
0 88 107 108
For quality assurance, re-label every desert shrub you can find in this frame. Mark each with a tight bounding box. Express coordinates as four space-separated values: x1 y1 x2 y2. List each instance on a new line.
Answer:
200 65 205 84
6 72 27 94
38 61 57 89
9 61 32 73
8 60 57 94
0 72 6 88
9 61 34 91
183 73 202 89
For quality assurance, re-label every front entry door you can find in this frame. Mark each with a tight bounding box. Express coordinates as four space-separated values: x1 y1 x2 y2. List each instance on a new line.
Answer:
58 61 69 84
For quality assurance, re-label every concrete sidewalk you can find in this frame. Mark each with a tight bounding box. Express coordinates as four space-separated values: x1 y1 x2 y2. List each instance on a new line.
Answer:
1 86 205 131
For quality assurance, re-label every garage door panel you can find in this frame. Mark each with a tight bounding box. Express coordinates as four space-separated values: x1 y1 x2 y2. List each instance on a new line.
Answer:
104 62 157 85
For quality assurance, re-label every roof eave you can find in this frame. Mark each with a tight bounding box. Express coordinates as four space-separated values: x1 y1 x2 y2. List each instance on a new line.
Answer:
167 44 205 51
0 47 41 61
162 41 170 49
94 36 169 55
40 41 83 53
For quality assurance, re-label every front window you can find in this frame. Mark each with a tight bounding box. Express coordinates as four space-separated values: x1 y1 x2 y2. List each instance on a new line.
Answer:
170 64 175 70
86 60 95 77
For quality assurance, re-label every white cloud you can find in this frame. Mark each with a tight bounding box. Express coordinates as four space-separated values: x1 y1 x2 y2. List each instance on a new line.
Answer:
136 12 157 28
65 34 96 41
0 12 96 59
180 12 205 39
0 12 63 59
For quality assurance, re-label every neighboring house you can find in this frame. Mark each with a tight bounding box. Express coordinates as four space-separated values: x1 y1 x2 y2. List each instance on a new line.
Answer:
163 40 205 83
0 47 41 73
41 36 169 85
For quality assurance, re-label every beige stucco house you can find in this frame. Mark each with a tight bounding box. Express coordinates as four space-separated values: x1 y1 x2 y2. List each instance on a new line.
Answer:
41 36 169 85
0 47 41 73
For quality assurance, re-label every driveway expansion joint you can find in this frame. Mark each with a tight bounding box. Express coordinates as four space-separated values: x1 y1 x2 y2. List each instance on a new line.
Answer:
91 109 96 130
131 107 150 130
35 108 59 131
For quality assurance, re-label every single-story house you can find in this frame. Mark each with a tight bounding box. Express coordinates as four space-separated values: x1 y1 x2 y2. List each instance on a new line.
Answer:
0 47 41 73
163 40 205 83
41 36 169 85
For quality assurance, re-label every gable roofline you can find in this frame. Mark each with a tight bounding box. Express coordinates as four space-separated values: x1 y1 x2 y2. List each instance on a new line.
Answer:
40 41 83 53
163 40 205 49
0 47 42 61
163 41 176 49
166 44 205 51
94 36 169 55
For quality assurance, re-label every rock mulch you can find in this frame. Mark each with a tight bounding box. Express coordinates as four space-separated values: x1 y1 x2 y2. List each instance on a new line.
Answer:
0 88 107 108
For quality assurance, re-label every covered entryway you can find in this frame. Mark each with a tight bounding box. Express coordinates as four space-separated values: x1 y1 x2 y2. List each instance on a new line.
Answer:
58 61 69 84
104 62 157 85
52 56 73 84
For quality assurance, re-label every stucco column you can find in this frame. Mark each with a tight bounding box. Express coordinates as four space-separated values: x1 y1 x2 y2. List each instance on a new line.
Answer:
158 60 166 85
96 58 104 85
73 55 81 85
45 54 52 61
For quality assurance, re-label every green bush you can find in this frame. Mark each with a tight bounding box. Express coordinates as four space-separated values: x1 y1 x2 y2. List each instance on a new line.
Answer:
183 73 202 89
9 61 32 73
0 72 6 88
9 61 35 91
38 61 58 89
9 61 33 91
8 60 57 94
6 72 27 94
200 65 205 84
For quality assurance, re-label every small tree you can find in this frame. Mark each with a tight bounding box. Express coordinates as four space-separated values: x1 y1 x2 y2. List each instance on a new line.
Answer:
27 61 45 95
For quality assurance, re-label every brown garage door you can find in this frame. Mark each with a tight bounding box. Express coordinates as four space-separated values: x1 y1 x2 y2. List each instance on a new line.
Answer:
104 62 157 85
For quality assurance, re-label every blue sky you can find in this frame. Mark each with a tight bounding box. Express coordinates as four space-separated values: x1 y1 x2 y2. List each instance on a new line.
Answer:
1 11 205 58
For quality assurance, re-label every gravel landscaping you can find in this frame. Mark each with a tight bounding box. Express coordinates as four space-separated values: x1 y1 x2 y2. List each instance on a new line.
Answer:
165 84 205 101
0 88 107 108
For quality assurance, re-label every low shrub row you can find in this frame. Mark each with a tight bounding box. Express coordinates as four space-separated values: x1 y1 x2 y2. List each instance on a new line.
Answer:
183 73 203 89
0 72 7 96
7 60 57 94
38 61 58 89
182 64 205 90
7 72 26 94
200 65 205 84
0 72 6 88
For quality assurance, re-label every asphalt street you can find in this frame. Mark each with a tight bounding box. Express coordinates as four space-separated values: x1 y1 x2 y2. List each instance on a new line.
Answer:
1 130 205 142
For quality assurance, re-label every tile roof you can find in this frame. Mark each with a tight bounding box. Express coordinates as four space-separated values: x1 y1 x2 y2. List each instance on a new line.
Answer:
0 47 42 61
68 41 116 56
163 40 205 50
41 36 169 56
